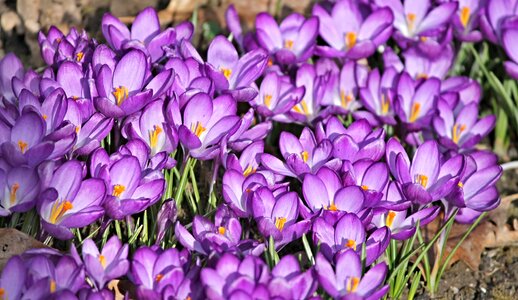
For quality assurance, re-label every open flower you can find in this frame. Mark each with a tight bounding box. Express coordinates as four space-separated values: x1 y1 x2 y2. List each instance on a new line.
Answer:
38 160 105 240
255 12 319 65
313 0 394 59
268 255 317 299
0 166 39 216
357 67 398 126
451 0 484 42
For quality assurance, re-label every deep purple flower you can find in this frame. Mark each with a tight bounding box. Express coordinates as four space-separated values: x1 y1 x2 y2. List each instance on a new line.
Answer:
225 108 272 152
206 36 268 102
200 253 271 299
102 7 177 61
451 0 484 42
38 26 94 66
0 53 25 105
357 67 398 126
480 0 518 43
313 0 394 59
386 138 464 205
502 25 518 79
81 236 129 290
433 99 496 150
255 12 319 64
0 166 39 216
342 159 389 207
315 250 388 299
0 256 26 300
269 255 317 299
38 160 105 239
252 187 311 248
386 45 455 80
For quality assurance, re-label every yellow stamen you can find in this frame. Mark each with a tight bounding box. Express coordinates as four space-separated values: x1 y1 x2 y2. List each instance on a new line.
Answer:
420 36 428 42
275 217 287 231
345 32 357 49
328 203 338 211
301 151 309 163
381 94 390 115
221 68 232 80
346 276 360 293
267 58 273 67
361 185 369 191
345 239 357 251
99 255 106 268
458 181 464 188
76 52 84 62
112 184 126 197
243 165 256 177
264 94 272 108
284 39 294 50
50 279 57 293
218 226 226 235
460 7 470 28
386 211 396 228
10 183 20 206
452 124 466 144
293 99 310 115
149 125 163 149
340 90 354 108
42 114 48 120
409 103 421 123
155 274 164 282
0 288 5 299
75 126 80 134
112 86 129 106
407 13 416 32
72 96 79 101
190 122 206 138
415 174 428 188
18 140 28 154
49 200 73 224
416 73 428 80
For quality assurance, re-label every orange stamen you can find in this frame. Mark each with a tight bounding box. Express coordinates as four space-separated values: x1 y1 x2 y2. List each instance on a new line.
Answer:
112 184 126 197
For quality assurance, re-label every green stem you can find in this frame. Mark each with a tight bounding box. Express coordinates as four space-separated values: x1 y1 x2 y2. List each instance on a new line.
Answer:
174 157 195 209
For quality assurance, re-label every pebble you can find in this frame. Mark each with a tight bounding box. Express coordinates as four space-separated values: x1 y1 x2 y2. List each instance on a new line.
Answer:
451 286 459 294
1 11 22 33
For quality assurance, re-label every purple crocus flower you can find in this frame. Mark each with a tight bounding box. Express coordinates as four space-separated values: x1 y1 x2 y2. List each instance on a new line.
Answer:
38 160 105 239
342 159 389 207
94 49 153 118
251 71 305 121
90 149 164 219
38 26 94 66
225 108 272 152
440 75 482 107
450 0 484 42
101 7 176 61
130 247 193 299
356 67 399 126
255 12 319 65
252 187 311 248
288 63 326 124
0 256 26 300
374 0 457 55
171 93 240 160
303 167 365 215
313 213 366 260
394 72 440 131
433 99 496 150
386 138 464 205
480 0 518 43
200 253 271 299
313 0 394 59
0 166 39 216
395 45 455 80
502 25 518 79
260 127 335 179
81 236 129 290
0 53 25 105
446 151 502 219
269 255 317 299
206 36 268 102
316 250 388 299
71 112 114 156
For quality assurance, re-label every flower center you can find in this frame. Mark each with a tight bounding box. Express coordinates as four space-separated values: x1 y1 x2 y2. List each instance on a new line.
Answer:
407 13 416 33
190 122 206 138
386 211 396 228
460 7 470 28
284 39 294 50
218 226 226 235
416 73 428 80
50 279 57 293
345 32 357 50
381 94 390 115
345 239 357 251
293 99 310 115
340 90 354 108
10 183 20 206
415 174 428 188
452 123 466 144
458 181 464 188
361 185 369 191
409 103 421 123
112 86 129 106
112 184 126 198
220 68 232 80
18 140 28 154
155 274 164 282
264 94 272 108
301 151 309 163
76 52 84 62
327 203 338 211
275 217 287 231
149 125 163 149
243 165 256 177
49 200 73 224
346 276 360 293
99 255 107 268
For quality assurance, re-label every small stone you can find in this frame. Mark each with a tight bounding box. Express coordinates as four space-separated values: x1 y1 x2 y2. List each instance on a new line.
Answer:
480 286 487 293
0 11 22 33
451 286 459 294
